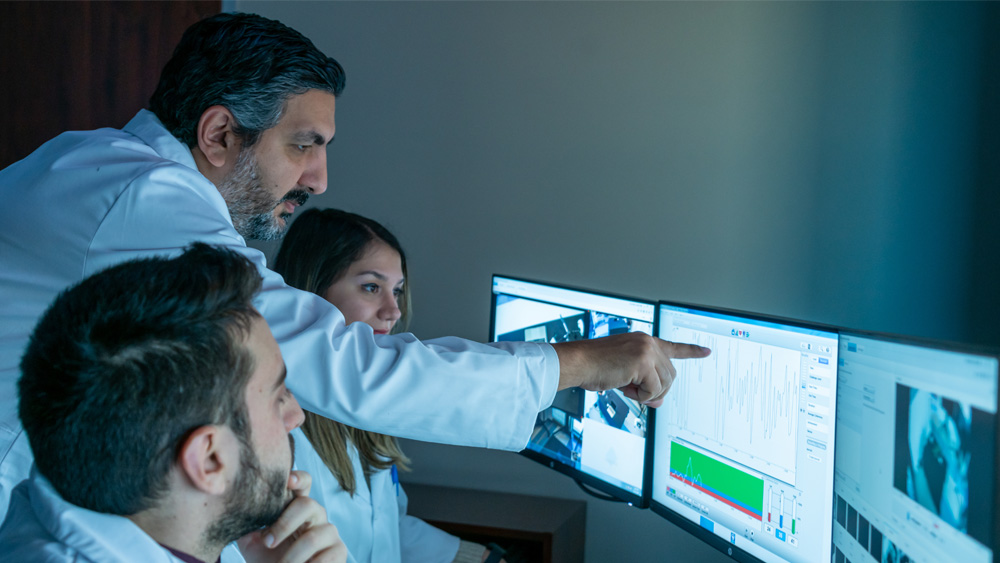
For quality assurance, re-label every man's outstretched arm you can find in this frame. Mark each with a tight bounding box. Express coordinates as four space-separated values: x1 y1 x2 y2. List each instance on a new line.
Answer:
553 332 711 407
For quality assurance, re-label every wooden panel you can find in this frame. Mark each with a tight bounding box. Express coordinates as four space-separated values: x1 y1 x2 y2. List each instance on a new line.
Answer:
0 1 220 168
404 482 587 563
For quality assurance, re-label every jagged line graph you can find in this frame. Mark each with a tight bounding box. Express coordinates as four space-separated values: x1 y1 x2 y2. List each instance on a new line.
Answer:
714 335 798 442
664 327 801 483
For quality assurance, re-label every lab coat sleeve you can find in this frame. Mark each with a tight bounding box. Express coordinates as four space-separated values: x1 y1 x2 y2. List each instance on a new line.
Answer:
397 485 461 563
85 168 559 450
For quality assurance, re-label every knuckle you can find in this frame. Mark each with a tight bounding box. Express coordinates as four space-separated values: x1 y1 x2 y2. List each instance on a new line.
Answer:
278 530 322 563
297 529 323 552
270 520 292 540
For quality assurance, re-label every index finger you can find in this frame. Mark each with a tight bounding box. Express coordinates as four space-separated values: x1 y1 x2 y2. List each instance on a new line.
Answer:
288 469 312 497
661 340 711 359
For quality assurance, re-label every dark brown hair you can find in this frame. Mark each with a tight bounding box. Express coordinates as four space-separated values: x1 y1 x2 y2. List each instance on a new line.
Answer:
272 208 410 494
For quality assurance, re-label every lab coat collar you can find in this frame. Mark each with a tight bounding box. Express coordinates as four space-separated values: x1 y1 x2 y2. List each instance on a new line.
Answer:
27 468 181 563
121 109 241 240
123 110 201 175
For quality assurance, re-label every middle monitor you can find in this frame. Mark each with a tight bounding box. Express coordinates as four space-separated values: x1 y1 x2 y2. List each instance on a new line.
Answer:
489 275 656 506
651 302 839 563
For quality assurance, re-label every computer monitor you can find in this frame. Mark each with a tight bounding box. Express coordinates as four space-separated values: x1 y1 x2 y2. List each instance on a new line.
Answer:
490 275 656 505
651 302 839 562
832 332 998 563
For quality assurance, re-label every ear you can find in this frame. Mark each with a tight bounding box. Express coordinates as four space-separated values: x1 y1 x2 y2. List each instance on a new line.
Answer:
195 106 242 171
177 425 239 496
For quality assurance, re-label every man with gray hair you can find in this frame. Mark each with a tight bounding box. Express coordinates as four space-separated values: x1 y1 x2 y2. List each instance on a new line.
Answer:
0 11 710 522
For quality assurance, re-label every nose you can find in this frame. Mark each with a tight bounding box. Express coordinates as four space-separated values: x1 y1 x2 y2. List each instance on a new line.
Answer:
285 392 306 431
301 147 328 195
380 293 402 323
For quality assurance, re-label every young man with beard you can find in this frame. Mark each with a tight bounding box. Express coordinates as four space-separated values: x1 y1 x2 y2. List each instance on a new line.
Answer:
0 244 346 563
0 11 710 521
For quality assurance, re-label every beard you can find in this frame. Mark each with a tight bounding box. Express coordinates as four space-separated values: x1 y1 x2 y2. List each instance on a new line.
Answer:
204 434 296 546
216 147 310 241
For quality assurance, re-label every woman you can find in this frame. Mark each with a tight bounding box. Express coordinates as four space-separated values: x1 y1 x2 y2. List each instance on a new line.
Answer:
272 208 504 563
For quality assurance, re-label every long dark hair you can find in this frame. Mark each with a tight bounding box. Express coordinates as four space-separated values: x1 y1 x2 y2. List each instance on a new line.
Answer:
272 208 410 494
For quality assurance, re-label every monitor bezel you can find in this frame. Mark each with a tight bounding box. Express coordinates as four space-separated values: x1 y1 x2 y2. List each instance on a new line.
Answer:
490 273 658 508
833 328 1000 563
649 298 841 563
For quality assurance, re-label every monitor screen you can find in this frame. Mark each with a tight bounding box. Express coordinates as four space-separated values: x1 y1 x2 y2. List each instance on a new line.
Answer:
490 275 656 505
651 302 839 563
832 333 998 563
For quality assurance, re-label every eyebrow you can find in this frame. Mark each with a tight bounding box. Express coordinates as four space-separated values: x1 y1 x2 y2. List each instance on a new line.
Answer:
272 364 288 393
358 270 387 281
292 130 331 146
357 271 406 285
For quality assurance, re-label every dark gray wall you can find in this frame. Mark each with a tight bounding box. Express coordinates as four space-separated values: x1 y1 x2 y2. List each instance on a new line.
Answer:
241 2 998 561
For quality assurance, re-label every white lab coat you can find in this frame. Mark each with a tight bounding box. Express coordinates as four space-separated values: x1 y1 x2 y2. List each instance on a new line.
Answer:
291 428 459 563
0 110 559 518
0 470 245 563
